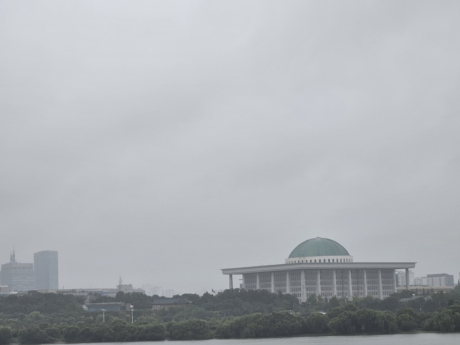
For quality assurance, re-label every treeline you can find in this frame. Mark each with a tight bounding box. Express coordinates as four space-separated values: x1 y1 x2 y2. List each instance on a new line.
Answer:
2 304 460 343
1 286 460 343
0 293 83 314
1 287 458 318
109 288 301 316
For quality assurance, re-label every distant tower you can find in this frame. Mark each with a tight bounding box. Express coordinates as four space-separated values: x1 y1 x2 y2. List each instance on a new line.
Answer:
34 251 58 290
1 250 35 291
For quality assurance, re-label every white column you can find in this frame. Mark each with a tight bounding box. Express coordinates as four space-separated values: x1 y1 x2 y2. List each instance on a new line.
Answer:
363 269 368 297
378 269 383 299
242 274 246 289
256 273 260 290
348 270 353 298
271 272 275 293
229 274 233 290
393 269 397 293
301 270 306 302
405 268 409 290
316 270 321 296
286 271 290 294
332 270 337 297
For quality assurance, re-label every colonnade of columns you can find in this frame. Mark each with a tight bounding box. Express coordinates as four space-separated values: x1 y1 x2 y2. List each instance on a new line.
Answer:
233 268 406 301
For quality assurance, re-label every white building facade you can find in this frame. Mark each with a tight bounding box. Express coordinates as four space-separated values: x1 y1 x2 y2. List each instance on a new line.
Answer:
222 237 416 302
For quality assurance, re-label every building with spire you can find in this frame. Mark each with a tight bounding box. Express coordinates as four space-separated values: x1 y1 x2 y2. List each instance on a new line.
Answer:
0 250 36 291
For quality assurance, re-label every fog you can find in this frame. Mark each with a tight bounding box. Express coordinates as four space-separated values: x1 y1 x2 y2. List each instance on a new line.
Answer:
1 0 459 294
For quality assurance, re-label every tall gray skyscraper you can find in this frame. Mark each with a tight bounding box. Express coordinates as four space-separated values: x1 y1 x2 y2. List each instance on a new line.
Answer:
1 251 36 291
34 250 58 290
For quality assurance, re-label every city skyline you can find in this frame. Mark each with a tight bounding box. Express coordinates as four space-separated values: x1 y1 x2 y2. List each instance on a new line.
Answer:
2 1 460 294
0 244 457 295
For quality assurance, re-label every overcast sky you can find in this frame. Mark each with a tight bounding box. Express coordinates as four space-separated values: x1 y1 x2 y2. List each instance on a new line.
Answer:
1 0 460 294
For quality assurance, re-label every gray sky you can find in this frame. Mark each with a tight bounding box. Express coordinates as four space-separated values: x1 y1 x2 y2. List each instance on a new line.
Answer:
1 0 460 294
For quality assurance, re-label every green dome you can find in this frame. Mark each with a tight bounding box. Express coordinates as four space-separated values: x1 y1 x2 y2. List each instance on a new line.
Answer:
288 237 349 258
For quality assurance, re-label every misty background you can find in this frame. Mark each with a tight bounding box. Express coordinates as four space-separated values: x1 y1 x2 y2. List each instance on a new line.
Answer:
1 0 459 294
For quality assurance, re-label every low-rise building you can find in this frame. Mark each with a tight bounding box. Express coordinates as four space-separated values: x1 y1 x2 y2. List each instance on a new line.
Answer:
57 288 119 298
152 297 191 309
0 286 11 295
83 302 129 312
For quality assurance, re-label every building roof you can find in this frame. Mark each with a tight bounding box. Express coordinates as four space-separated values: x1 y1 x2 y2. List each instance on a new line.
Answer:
288 237 349 258
152 297 190 305
85 302 125 307
222 262 416 275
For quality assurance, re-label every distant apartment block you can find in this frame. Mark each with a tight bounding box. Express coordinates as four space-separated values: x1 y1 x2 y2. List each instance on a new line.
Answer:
413 276 427 286
427 273 454 287
162 289 175 297
412 273 454 287
0 251 36 291
34 250 58 290
396 270 414 287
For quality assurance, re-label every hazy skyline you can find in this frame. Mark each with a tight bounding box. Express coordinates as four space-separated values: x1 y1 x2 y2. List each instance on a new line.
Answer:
1 0 460 294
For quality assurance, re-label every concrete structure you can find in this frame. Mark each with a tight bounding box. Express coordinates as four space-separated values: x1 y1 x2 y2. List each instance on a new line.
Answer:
84 302 128 312
0 286 11 295
0 251 36 291
58 288 119 298
397 285 454 293
162 289 175 297
117 277 145 294
427 273 454 287
413 276 428 286
222 237 416 302
396 270 414 287
34 250 58 290
152 297 191 309
412 274 454 287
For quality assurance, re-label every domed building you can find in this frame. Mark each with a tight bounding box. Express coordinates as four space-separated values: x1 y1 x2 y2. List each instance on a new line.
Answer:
286 237 353 264
222 237 415 302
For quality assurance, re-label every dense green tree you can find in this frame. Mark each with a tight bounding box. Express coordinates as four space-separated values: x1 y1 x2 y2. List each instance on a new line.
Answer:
328 311 357 335
329 296 341 308
44 326 61 341
0 327 12 345
137 324 166 341
381 297 400 312
18 327 50 344
304 313 329 334
431 309 458 332
380 311 398 334
397 314 417 332
355 309 385 333
168 319 211 340
62 326 80 343
261 311 304 337
90 325 112 342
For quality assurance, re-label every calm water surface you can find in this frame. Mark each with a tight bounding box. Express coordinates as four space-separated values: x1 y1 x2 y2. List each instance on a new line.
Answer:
82 333 460 345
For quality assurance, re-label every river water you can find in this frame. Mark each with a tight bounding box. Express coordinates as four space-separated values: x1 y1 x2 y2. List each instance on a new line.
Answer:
81 333 460 345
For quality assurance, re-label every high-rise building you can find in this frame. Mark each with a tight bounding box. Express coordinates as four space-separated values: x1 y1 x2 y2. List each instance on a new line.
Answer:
396 270 414 286
34 250 58 290
427 273 454 287
0 251 36 291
